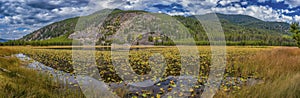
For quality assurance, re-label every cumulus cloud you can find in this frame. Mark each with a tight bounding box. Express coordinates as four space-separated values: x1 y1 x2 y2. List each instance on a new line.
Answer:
257 0 284 3
0 0 118 39
116 0 297 23
279 9 296 14
257 0 267 3
284 0 300 8
256 0 300 8
210 5 296 22
241 1 248 5
0 0 299 39
294 15 300 22
218 0 240 6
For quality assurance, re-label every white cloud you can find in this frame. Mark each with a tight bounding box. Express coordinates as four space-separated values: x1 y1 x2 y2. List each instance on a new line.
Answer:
279 9 295 14
284 0 300 8
280 14 293 22
294 15 300 22
276 0 284 2
0 17 11 24
1 0 299 40
241 1 248 5
48 0 63 5
257 0 284 3
51 7 89 16
0 24 39 40
257 0 267 3
166 12 187 16
35 13 55 21
219 0 240 6
211 5 293 22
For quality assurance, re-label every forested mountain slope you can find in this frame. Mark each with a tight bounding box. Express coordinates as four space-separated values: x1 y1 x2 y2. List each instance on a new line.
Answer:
17 9 294 46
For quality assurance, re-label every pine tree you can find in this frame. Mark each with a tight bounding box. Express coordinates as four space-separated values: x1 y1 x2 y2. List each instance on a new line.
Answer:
289 22 300 48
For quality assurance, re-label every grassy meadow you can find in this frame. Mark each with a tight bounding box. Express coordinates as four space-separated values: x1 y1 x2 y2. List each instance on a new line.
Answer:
0 46 299 98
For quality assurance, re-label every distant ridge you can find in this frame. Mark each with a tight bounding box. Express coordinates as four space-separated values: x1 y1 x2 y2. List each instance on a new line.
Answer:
215 13 290 35
0 38 8 42
19 9 295 46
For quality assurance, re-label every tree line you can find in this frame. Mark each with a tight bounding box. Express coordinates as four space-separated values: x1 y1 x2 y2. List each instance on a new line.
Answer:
290 22 300 48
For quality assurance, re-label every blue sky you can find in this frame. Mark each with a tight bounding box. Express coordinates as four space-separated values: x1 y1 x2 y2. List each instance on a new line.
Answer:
0 0 300 40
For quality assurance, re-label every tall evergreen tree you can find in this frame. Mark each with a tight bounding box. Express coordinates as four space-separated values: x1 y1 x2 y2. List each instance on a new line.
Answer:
290 22 300 48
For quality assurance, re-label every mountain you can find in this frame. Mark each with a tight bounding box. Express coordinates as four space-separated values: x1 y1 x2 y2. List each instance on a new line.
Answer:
21 17 79 41
20 9 146 42
215 14 290 35
19 9 295 46
0 38 8 42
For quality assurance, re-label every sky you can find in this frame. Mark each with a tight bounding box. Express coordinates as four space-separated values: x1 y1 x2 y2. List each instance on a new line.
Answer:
0 0 300 40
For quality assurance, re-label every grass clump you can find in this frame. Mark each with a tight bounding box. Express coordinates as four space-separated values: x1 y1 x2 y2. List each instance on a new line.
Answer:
0 48 85 98
216 48 300 98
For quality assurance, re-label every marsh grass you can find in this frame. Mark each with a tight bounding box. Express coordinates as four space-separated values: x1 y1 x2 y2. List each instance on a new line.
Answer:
1 46 299 98
0 48 85 98
216 47 300 98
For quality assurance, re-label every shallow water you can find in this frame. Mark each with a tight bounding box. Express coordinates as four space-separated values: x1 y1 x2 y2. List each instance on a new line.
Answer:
15 54 78 85
15 53 263 97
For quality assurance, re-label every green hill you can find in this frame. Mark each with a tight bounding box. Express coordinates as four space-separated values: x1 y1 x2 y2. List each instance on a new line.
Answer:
15 9 295 46
216 14 290 35
20 17 79 41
